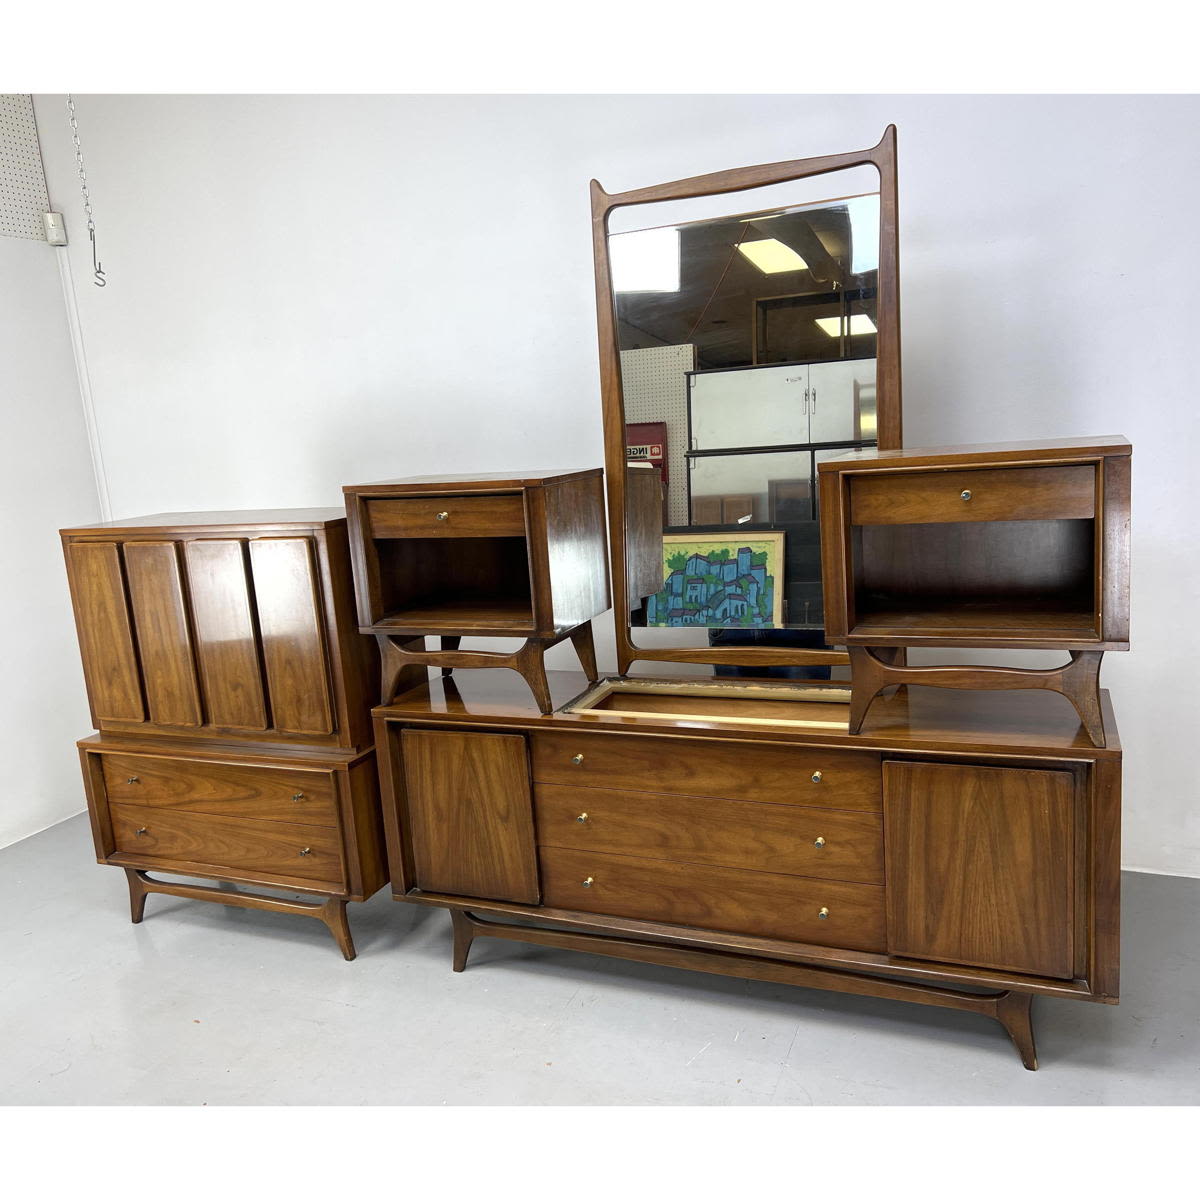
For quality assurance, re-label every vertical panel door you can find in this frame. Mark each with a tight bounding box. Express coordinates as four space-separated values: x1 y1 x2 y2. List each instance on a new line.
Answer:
884 761 1076 979
401 729 539 903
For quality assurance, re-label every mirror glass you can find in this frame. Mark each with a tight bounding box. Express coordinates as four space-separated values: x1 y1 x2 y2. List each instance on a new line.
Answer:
611 184 881 638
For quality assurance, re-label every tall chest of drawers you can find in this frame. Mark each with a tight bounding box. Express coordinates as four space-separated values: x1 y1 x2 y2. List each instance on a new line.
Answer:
63 510 386 958
376 669 1122 1069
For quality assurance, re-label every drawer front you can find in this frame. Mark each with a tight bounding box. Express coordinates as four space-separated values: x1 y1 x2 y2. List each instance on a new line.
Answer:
110 803 344 885
366 495 526 539
540 847 885 951
849 464 1096 525
530 732 881 812
535 784 883 883
101 753 337 826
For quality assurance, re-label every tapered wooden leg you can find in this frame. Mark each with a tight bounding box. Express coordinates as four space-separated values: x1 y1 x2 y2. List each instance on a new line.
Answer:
440 636 461 677
847 647 886 734
568 621 599 683
515 639 554 714
377 634 429 704
995 991 1038 1070
450 908 475 972
319 897 356 962
125 868 148 924
1060 651 1106 748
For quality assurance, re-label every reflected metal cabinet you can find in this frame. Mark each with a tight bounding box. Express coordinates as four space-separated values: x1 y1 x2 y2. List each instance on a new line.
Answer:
62 510 386 958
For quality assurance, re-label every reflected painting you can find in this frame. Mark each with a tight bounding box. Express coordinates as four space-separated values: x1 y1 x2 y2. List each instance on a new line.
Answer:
647 533 784 629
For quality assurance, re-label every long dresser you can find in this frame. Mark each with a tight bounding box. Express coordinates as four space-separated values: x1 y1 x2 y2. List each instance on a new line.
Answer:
375 669 1122 1069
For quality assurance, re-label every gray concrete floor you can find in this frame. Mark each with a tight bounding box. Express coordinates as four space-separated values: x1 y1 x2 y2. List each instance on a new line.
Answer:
1 814 1197 1105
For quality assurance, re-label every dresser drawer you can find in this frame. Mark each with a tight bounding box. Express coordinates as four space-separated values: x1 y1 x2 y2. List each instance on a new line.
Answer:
101 752 338 825
535 784 882 883
530 732 881 811
849 464 1096 525
366 495 526 539
110 803 344 885
540 847 884 951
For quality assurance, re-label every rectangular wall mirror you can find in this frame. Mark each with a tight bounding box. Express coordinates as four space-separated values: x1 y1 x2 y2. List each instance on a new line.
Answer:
591 128 902 675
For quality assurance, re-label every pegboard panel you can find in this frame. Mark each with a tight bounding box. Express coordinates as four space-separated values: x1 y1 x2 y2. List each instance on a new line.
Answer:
620 344 694 527
0 94 50 241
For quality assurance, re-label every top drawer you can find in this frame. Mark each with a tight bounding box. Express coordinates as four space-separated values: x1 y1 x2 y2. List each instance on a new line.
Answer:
530 731 881 812
100 752 338 826
366 495 526 539
849 464 1096 525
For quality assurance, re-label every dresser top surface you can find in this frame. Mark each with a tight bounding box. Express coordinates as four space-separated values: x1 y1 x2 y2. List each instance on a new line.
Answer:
818 436 1131 473
61 508 347 535
343 468 602 495
378 670 1121 759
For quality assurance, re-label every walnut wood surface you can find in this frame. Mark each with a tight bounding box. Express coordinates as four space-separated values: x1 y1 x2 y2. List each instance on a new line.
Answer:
531 730 882 811
367 495 526 539
625 466 665 608
884 761 1075 979
819 436 1131 471
100 751 337 826
849 464 1096 525
346 469 603 493
401 729 539 903
64 541 144 722
110 802 345 886
540 846 884 951
535 783 883 882
123 541 203 726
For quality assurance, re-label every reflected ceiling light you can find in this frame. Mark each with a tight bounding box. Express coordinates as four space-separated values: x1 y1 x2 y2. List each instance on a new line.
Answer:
736 238 808 274
610 227 681 293
815 314 878 337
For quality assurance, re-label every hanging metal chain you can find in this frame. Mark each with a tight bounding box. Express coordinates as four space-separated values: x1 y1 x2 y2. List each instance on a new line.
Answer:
66 93 106 287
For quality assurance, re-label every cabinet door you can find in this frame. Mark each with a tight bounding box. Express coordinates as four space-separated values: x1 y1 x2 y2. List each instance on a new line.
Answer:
402 729 538 903
807 359 876 443
690 365 809 449
884 761 1075 979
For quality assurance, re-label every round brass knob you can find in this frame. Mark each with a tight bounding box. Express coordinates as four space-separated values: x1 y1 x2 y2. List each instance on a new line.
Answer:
135 826 148 837
818 906 830 920
960 489 972 501
127 776 140 784
291 792 305 802
811 770 823 784
436 511 449 521
814 836 826 849
576 812 589 824
299 847 313 856
571 753 585 765
582 876 594 888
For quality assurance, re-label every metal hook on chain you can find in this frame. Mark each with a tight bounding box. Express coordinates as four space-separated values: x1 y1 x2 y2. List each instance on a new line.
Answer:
67 94 107 288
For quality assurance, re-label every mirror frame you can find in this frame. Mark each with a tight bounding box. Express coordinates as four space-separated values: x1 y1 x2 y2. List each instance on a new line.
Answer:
591 126 902 675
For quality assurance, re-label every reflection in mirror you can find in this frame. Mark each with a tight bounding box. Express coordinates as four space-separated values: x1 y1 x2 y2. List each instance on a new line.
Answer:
612 191 881 639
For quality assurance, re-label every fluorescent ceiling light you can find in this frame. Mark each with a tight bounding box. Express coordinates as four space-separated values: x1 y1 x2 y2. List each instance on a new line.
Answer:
610 227 680 293
737 239 808 274
815 314 878 337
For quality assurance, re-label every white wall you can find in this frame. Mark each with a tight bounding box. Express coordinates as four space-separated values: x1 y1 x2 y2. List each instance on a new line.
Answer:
25 93 1200 875
0 236 102 847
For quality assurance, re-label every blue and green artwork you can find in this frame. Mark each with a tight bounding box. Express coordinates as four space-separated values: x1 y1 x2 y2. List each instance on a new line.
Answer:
645 534 784 628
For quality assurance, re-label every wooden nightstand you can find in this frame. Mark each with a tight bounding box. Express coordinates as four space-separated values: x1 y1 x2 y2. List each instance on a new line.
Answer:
818 437 1131 745
344 470 611 713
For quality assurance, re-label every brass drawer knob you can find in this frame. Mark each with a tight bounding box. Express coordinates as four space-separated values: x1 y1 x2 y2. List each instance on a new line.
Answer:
127 776 140 784
292 792 306 802
814 836 826 849
135 826 148 837
436 511 449 521
582 876 594 888
960 489 972 501
576 812 589 824
818 906 830 920
571 753 585 765
299 847 313 856
811 770 823 784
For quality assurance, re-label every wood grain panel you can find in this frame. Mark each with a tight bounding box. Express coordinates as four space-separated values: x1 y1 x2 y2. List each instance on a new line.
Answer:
124 541 202 726
540 846 884 951
531 731 881 811
184 540 268 730
884 761 1075 978
535 784 882 882
110 803 344 884
65 541 144 722
249 537 333 735
539 473 610 628
850 465 1096 525
402 729 538 902
101 752 336 825
367 495 526 539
